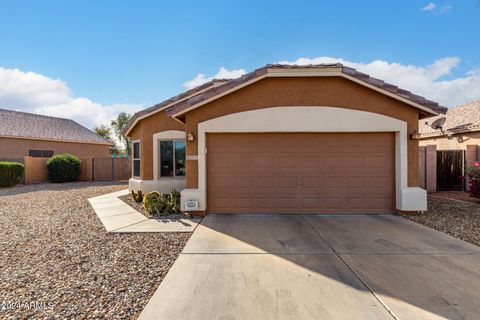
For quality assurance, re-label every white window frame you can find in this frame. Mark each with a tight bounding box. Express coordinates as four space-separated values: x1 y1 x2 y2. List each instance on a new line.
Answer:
158 139 186 179
132 140 141 178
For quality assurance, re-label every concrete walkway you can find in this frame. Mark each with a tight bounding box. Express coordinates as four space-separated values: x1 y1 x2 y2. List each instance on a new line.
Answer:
88 189 201 233
140 214 480 320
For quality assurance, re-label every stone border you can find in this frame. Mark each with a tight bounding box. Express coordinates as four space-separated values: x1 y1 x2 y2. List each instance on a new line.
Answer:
88 189 201 233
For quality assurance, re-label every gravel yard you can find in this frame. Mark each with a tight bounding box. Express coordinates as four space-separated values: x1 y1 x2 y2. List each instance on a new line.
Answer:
400 196 480 247
0 182 190 319
430 191 480 205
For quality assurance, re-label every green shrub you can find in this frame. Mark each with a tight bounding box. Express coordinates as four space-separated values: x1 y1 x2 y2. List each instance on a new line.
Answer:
46 154 81 183
142 189 181 216
0 162 24 187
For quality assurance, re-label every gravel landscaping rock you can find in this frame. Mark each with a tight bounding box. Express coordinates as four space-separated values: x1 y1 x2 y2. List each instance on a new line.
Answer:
119 194 194 220
0 182 190 319
430 191 480 205
400 196 480 247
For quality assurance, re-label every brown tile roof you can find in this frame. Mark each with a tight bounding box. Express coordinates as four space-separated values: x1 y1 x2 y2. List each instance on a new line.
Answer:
123 63 447 135
164 64 448 117
123 79 228 135
0 108 111 144
419 99 480 137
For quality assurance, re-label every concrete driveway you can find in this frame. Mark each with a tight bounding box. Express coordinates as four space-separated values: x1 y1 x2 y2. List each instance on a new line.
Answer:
139 214 480 320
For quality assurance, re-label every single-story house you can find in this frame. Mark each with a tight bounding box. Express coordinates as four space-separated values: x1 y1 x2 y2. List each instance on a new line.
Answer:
419 99 480 149
418 100 480 191
0 108 111 161
124 64 446 215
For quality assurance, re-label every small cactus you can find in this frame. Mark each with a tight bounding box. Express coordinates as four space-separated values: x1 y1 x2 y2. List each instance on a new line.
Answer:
131 190 144 203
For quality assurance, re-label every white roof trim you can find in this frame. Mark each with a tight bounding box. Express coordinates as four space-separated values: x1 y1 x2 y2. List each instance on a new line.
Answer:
170 69 440 118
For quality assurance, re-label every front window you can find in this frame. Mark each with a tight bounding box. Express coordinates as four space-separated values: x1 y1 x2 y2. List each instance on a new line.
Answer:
159 140 185 177
132 141 140 177
29 150 54 158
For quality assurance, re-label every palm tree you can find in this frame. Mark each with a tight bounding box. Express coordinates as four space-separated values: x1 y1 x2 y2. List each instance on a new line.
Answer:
111 112 132 155
93 124 118 155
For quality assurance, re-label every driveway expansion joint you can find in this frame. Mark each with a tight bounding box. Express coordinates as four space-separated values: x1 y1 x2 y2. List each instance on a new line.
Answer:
300 214 400 320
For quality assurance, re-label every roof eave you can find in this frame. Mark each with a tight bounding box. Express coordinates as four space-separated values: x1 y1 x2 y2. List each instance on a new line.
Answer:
123 80 227 136
166 67 445 118
0 134 112 145
419 126 480 138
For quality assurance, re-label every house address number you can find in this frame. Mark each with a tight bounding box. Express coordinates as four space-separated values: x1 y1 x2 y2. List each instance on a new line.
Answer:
186 155 198 161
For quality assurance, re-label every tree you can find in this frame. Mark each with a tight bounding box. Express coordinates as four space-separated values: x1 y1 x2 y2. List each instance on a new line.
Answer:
93 124 118 155
111 112 132 155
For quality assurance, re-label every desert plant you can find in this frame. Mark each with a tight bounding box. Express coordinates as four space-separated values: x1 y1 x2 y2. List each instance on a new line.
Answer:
46 154 81 183
140 189 181 216
466 162 480 198
156 189 181 216
142 191 161 215
0 162 25 187
131 190 144 203
170 189 180 211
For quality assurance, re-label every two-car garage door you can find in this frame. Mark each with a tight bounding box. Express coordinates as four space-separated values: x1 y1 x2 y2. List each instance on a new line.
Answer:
207 133 395 214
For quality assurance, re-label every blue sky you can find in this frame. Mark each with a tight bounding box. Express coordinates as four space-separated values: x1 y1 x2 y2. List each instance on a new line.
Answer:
0 0 479 128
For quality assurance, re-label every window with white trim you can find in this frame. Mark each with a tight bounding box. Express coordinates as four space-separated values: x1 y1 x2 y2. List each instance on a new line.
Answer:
159 140 185 177
132 141 140 177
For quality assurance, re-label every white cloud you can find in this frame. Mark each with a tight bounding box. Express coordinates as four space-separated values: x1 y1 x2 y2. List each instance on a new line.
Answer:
182 67 246 90
439 4 453 14
0 67 143 130
277 56 480 107
421 2 437 11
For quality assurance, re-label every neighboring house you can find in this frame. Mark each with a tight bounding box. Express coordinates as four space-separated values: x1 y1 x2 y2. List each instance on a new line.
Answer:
419 100 480 149
0 108 111 161
418 100 480 192
124 64 446 215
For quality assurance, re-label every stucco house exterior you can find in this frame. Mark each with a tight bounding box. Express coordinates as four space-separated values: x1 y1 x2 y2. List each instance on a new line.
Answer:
419 100 480 150
124 64 446 216
418 100 480 192
0 108 111 161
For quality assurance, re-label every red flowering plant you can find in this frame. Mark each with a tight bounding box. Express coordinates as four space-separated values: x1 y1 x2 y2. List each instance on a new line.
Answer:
466 162 480 198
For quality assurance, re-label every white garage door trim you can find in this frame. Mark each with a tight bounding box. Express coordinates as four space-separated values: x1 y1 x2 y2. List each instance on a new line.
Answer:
181 106 426 212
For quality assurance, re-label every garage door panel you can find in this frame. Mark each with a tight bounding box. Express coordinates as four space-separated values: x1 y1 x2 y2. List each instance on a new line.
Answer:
255 155 276 168
234 198 254 209
323 176 345 187
212 197 231 210
209 175 232 189
207 133 394 214
300 177 321 188
347 177 366 188
302 197 320 208
370 198 391 209
256 197 276 209
346 197 368 209
278 197 300 208
256 176 275 188
232 176 253 188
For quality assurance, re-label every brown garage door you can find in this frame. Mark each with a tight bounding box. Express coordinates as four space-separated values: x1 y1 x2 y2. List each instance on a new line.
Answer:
207 133 395 214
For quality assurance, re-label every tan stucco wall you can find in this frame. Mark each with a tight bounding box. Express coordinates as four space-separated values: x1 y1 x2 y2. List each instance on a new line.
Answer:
419 131 480 150
182 77 421 189
0 137 110 159
128 110 185 180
